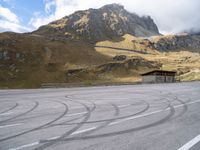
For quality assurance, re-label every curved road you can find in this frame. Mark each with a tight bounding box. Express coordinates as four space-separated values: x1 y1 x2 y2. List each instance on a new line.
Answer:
0 82 200 150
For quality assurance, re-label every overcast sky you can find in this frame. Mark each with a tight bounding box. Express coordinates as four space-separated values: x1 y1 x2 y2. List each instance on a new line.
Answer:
0 0 200 34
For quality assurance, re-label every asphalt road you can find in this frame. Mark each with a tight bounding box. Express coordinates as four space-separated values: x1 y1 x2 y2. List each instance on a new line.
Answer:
0 82 200 150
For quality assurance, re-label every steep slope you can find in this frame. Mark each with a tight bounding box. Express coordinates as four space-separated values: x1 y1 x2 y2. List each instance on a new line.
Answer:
0 32 112 88
34 4 160 42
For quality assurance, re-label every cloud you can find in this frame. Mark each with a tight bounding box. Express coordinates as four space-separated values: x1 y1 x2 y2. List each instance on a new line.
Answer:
44 0 56 13
0 20 31 32
0 5 19 23
28 0 200 34
29 13 55 29
29 0 115 29
0 5 31 32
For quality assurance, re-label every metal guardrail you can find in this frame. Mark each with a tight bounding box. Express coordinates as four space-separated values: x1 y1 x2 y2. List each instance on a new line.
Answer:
41 82 141 88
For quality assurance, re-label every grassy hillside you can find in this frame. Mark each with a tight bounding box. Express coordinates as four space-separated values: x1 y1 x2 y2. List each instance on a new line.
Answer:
0 33 112 88
0 33 200 88
95 34 200 82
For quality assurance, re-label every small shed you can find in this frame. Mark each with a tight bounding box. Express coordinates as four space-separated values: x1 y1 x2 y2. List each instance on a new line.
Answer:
141 70 176 83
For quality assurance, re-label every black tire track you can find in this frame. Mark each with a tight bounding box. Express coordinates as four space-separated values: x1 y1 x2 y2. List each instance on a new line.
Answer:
10 98 84 123
0 101 38 124
37 100 150 149
35 98 96 150
0 102 18 114
70 103 121 138
44 100 96 129
43 102 120 144
58 100 150 125
159 92 189 118
59 103 176 142
170 95 189 119
11 101 86 123
0 101 68 142
60 91 170 126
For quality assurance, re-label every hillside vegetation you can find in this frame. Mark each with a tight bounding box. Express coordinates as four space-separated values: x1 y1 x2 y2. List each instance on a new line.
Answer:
96 34 200 82
0 4 200 88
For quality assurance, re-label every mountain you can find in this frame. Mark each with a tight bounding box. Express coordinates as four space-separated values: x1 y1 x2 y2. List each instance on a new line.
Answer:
34 4 160 42
0 4 200 88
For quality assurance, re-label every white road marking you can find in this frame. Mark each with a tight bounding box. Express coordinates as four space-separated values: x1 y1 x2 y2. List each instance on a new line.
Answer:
109 99 200 126
8 127 98 150
118 104 131 108
0 123 22 129
9 142 39 150
71 127 97 135
46 127 98 141
66 112 87 117
0 112 13 116
177 134 200 150
174 99 200 109
48 136 60 140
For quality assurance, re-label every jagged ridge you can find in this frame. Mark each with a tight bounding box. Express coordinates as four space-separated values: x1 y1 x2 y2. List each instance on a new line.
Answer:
35 4 160 42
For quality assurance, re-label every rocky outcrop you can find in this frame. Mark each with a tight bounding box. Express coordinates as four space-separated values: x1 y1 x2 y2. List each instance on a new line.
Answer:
113 55 127 61
66 57 161 76
151 35 200 51
35 4 160 42
126 34 200 51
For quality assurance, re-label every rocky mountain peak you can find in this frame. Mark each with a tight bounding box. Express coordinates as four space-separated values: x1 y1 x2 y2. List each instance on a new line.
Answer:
100 3 124 11
35 4 160 42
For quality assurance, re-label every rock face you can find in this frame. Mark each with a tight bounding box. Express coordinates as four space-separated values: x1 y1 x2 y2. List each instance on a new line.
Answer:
121 34 200 51
35 4 160 42
113 55 127 61
65 56 161 82
150 35 200 51
96 57 160 73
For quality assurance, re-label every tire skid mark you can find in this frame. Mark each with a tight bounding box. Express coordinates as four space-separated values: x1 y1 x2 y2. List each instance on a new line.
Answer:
37 99 150 149
44 100 96 129
9 111 67 123
160 91 191 120
55 100 122 126
7 88 182 150
48 116 84 128
0 101 38 124
7 90 173 150
49 103 120 138
35 97 96 150
60 103 176 142
59 100 150 125
11 104 72 123
170 95 189 119
70 103 120 138
0 103 18 115
50 100 120 127
0 101 68 142
8 97 84 123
